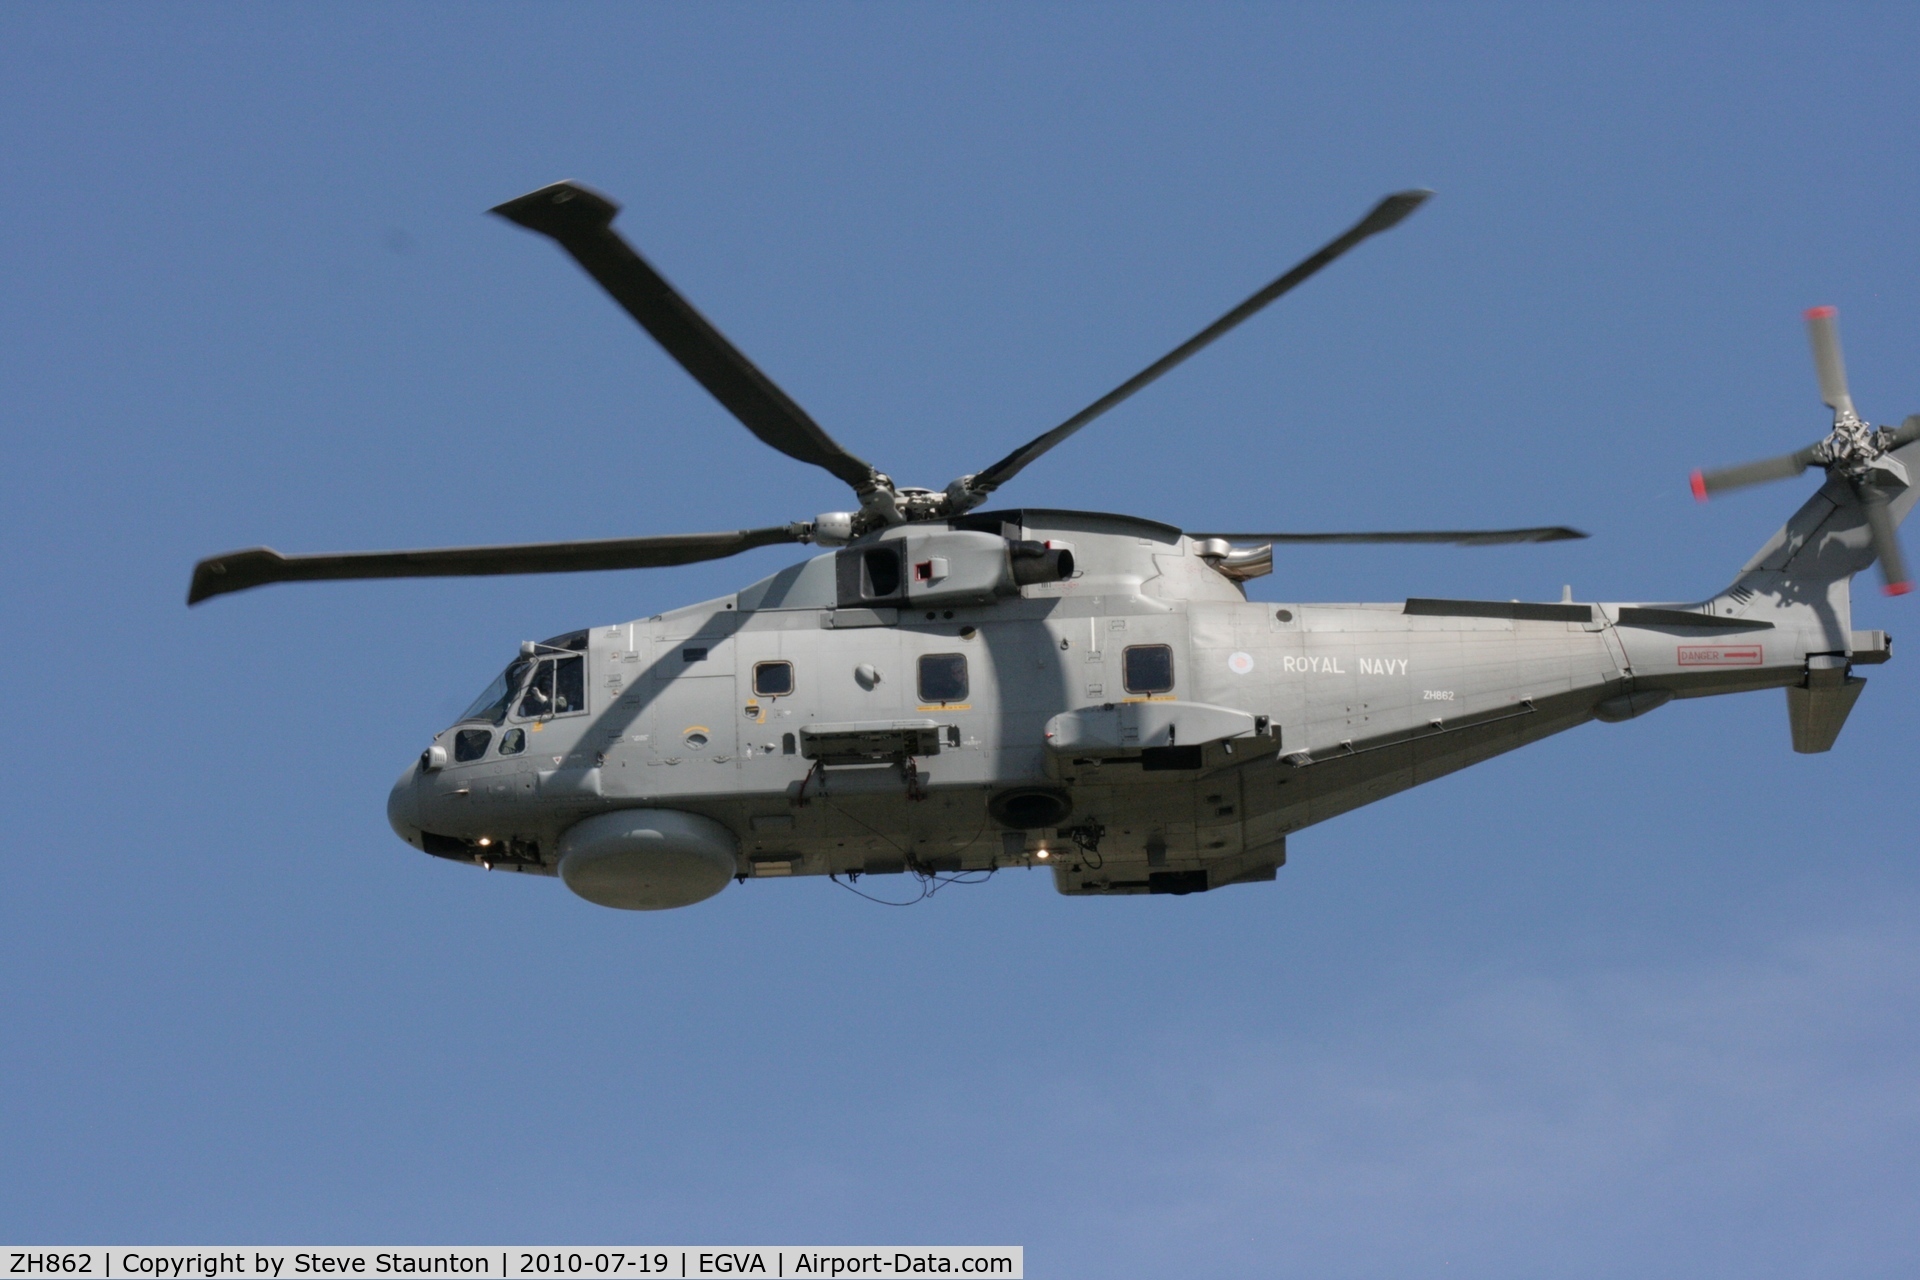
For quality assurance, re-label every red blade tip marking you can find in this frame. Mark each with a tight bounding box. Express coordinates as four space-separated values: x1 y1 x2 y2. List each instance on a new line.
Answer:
1885 581 1913 596
1689 470 1709 502
1805 305 1837 320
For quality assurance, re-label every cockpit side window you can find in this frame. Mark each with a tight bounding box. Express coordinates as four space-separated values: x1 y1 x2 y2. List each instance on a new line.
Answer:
553 654 585 714
454 728 492 762
517 654 587 719
518 661 553 717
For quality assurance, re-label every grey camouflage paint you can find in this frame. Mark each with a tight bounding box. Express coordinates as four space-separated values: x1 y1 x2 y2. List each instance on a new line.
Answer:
388 438 1916 903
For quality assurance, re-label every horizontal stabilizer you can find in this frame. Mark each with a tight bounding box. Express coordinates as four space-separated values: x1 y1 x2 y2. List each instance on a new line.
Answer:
1787 658 1866 753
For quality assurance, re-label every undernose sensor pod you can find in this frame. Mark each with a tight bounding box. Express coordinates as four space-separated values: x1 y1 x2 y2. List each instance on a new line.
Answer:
556 809 739 910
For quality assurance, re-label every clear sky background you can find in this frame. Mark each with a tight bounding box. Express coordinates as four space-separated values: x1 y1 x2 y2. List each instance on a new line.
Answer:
4 5 1918 1277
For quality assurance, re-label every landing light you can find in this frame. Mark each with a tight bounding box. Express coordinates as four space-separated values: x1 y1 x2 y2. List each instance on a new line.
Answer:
1035 848 1049 860
477 837 492 847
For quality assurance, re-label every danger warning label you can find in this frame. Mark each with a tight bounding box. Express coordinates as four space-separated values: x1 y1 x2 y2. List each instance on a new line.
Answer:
1677 645 1764 666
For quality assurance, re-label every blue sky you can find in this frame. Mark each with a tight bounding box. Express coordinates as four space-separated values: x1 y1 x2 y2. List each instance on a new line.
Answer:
4 4 1918 1276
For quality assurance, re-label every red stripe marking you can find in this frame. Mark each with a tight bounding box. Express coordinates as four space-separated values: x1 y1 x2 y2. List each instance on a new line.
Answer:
1805 305 1837 320
1689 470 1708 502
1884 581 1912 597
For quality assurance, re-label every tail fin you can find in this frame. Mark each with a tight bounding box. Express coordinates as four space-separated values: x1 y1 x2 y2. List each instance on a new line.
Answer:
1708 437 1918 750
1722 438 1920 629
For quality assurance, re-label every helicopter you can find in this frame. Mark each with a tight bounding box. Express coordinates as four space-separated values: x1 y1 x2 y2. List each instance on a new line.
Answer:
189 181 1916 911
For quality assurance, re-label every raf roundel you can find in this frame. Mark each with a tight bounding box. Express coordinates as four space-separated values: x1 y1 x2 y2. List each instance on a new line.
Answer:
1228 651 1255 675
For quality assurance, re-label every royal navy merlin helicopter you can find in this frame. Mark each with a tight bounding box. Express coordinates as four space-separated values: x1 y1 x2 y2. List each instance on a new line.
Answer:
189 181 1917 911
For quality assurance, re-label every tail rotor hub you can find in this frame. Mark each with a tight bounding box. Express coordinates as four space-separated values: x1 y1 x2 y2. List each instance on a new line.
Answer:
1810 410 1907 484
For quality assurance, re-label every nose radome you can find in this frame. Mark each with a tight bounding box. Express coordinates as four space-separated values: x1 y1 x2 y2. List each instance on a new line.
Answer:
387 761 426 849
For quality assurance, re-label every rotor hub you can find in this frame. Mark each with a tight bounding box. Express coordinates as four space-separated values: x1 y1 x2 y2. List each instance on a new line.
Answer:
1812 410 1885 476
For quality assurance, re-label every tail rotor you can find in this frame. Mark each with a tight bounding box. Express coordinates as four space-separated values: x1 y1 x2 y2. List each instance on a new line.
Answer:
1691 307 1920 596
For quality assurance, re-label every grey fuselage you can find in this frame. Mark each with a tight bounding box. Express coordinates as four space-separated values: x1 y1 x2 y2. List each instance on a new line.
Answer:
386 496 1891 900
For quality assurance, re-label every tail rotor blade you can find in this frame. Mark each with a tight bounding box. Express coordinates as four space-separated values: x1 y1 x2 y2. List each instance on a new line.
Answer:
1855 482 1913 596
1805 306 1855 417
1691 445 1823 500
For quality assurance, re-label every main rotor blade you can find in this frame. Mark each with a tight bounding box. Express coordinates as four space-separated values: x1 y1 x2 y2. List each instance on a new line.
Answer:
492 182 880 494
1690 446 1823 500
1854 481 1913 596
1806 306 1855 417
189 525 807 605
964 189 1433 498
1185 525 1586 545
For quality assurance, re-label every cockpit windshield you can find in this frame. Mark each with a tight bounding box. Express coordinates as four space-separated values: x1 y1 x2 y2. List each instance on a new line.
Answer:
459 658 531 726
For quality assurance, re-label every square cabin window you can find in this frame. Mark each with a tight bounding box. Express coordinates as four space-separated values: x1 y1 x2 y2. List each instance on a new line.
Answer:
918 653 969 705
1123 644 1174 694
754 660 794 698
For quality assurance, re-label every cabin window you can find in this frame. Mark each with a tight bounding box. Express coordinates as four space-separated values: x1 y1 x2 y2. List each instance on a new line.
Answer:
754 660 794 698
517 654 586 718
453 728 492 762
918 653 969 704
498 728 525 756
1123 644 1174 694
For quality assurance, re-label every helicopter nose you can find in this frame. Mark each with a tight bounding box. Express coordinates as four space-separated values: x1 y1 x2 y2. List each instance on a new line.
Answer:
387 760 426 848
